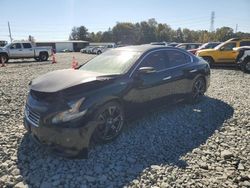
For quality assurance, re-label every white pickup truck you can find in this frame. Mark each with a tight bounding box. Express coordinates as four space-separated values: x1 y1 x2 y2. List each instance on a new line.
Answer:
0 42 52 63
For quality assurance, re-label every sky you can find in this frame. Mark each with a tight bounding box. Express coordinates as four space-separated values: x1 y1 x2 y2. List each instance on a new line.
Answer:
0 0 249 42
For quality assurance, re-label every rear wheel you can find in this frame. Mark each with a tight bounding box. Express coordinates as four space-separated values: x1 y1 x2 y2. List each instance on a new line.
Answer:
202 56 214 65
187 77 206 104
39 52 48 61
0 54 9 64
92 101 124 144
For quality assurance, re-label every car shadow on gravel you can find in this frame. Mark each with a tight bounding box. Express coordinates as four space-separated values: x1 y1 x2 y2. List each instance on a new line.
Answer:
17 96 234 187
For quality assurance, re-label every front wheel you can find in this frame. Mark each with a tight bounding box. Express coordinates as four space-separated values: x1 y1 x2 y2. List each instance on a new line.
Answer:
243 60 250 73
187 77 206 104
92 101 124 144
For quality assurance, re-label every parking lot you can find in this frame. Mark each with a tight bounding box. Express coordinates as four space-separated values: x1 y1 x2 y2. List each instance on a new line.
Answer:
0 53 249 188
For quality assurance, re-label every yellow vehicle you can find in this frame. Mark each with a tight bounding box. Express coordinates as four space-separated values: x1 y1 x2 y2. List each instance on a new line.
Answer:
196 38 250 64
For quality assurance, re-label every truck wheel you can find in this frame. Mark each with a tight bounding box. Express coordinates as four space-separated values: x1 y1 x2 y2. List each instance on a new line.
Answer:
202 56 214 65
243 59 250 73
0 54 9 64
39 52 48 61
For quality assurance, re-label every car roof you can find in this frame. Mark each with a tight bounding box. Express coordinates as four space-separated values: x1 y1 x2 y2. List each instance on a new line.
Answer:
114 44 177 53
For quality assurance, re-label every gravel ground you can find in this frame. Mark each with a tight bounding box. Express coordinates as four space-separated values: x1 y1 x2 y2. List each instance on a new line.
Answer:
0 53 249 188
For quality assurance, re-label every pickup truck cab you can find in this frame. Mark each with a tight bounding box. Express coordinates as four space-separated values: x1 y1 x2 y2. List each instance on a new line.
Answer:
196 38 250 65
0 42 52 63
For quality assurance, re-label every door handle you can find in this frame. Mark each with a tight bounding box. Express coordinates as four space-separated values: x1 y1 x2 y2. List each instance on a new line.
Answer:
163 76 172 80
189 69 197 73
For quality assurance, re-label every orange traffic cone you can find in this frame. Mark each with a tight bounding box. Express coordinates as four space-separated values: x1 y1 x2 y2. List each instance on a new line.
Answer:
52 52 56 64
72 56 78 69
1 56 6 67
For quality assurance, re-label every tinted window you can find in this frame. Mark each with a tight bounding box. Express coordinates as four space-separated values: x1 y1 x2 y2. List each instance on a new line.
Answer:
240 41 250 46
23 43 32 48
10 43 21 49
222 42 236 51
165 50 189 68
178 45 186 49
188 44 198 50
141 51 166 71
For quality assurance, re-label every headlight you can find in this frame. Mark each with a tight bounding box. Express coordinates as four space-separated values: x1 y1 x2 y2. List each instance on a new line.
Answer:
51 97 87 124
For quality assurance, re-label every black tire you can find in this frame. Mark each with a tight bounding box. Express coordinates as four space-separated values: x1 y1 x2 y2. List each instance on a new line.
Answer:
0 54 9 64
92 101 124 144
39 52 48 61
97 51 102 55
202 56 214 65
242 59 250 73
187 77 206 104
34 57 40 62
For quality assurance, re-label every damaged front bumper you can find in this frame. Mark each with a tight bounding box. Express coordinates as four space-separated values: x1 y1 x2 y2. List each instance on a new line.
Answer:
24 117 98 158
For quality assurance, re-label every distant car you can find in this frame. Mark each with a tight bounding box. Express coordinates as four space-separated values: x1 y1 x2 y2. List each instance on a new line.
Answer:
167 42 179 47
150 42 168 46
92 45 116 55
234 46 250 73
92 46 107 55
188 42 221 55
196 38 250 65
87 46 98 54
23 45 210 157
80 46 92 53
61 49 73 53
176 43 202 50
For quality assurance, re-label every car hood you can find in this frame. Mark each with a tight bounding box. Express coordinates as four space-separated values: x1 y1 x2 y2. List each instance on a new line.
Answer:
30 69 114 93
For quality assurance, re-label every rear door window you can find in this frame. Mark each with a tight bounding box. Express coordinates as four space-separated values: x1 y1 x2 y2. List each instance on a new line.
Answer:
165 50 190 68
23 43 32 48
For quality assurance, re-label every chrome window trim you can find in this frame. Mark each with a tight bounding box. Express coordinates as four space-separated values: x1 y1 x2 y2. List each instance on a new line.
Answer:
129 48 193 77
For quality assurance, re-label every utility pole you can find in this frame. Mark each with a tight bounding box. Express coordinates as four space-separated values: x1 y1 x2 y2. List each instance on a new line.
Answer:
8 21 13 42
235 24 238 33
210 11 215 32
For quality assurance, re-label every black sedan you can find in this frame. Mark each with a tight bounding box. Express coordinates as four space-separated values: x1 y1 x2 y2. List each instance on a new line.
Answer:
24 45 210 157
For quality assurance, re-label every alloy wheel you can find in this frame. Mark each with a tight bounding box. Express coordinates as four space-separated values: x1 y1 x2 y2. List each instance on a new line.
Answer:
192 78 205 101
96 105 124 141
245 62 250 71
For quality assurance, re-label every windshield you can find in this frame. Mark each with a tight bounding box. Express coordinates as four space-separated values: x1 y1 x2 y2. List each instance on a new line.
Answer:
198 43 209 49
80 50 142 75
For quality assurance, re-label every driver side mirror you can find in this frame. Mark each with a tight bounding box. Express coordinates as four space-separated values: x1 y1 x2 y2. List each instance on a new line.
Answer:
138 67 156 74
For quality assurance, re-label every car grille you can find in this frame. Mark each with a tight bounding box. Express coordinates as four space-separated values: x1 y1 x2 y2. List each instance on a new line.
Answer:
25 105 40 127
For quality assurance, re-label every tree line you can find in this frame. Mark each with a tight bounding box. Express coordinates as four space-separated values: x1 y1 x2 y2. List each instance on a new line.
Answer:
69 18 250 44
